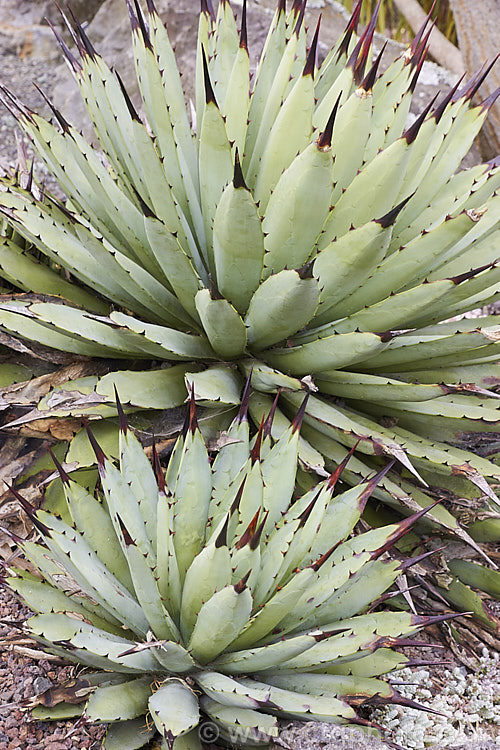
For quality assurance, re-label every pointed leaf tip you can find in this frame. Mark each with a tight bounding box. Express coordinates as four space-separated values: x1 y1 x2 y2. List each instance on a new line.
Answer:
82 418 107 466
188 384 199 435
201 0 216 21
235 570 251 593
327 440 360 490
240 0 248 50
215 514 230 548
250 416 265 463
236 509 260 549
291 391 309 434
317 92 341 150
233 149 247 189
152 442 167 495
237 369 252 424
113 385 128 435
370 499 443 560
47 448 70 486
303 15 321 79
398 545 446 572
250 511 268 550
263 390 281 438
6 483 49 536
202 47 217 106
376 194 414 228
404 94 438 144
433 75 466 123
359 41 386 93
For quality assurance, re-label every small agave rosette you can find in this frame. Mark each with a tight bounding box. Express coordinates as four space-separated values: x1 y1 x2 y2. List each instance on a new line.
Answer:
4 392 457 749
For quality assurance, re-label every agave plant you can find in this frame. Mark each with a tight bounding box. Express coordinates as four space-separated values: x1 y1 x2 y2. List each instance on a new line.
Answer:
3 393 454 749
0 0 499 557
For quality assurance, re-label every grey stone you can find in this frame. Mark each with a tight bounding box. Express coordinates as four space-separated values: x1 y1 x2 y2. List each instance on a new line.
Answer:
275 722 391 750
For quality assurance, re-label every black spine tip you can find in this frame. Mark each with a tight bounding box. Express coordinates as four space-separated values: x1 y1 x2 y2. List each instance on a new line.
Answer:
327 440 361 490
250 416 265 463
240 0 248 51
215 514 230 548
451 260 494 285
116 71 142 122
237 368 253 424
303 15 321 79
293 0 306 36
202 47 217 106
263 390 280 439
317 92 341 150
235 509 260 550
114 385 128 435
188 384 199 435
250 512 268 550
433 74 466 123
403 94 437 144
234 570 251 593
359 42 386 93
47 448 71 486
152 442 167 495
233 149 247 189
83 418 107 466
134 0 153 50
480 84 500 112
291 391 309 434
376 194 414 228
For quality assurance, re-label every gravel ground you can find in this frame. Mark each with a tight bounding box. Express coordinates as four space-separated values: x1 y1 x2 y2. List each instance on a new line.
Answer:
0 587 107 750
